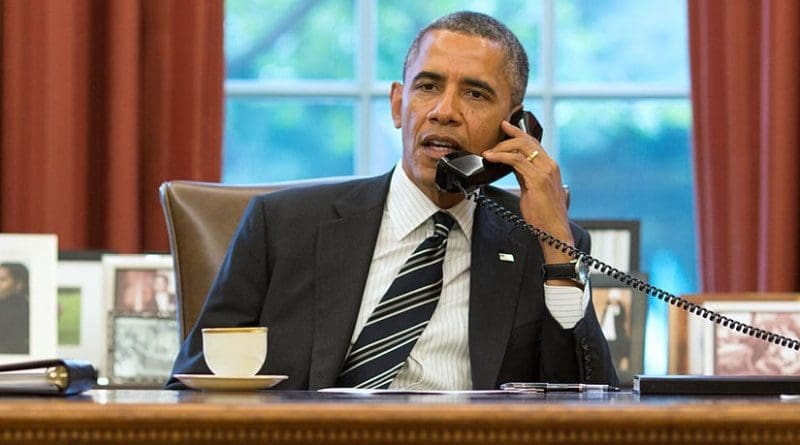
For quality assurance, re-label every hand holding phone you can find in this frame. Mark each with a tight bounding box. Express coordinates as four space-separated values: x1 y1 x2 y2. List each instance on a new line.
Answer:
435 108 542 193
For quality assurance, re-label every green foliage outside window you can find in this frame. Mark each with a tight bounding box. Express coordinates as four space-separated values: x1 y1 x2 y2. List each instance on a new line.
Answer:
226 0 355 80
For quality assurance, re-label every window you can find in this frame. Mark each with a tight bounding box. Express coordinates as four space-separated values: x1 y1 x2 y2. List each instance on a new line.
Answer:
224 0 695 373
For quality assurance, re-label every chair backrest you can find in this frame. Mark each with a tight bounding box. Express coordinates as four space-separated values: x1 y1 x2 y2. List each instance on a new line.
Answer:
159 178 350 340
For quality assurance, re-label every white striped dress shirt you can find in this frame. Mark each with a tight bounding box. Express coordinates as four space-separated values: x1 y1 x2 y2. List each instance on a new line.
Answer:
349 165 589 390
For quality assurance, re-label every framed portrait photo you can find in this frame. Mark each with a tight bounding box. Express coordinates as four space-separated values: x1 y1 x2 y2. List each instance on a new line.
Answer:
57 252 107 374
668 293 800 374
0 234 58 364
102 254 177 317
107 314 180 385
591 273 647 386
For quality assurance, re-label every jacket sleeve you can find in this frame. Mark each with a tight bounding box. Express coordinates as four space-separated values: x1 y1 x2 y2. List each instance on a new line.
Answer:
540 222 619 386
570 224 619 385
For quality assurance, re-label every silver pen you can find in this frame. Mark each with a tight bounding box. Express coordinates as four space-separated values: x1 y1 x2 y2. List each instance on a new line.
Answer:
500 382 620 392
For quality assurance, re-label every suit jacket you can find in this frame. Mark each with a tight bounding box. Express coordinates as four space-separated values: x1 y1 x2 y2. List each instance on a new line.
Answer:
168 172 618 389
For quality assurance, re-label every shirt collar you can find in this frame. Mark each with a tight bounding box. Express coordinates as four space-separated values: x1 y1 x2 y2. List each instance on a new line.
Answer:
385 162 475 241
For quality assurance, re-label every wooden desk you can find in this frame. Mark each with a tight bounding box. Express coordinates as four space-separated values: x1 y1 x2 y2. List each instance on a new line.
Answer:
1 390 798 444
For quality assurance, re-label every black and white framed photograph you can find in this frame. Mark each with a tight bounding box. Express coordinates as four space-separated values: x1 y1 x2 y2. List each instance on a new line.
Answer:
108 314 180 385
0 234 58 363
57 252 107 374
591 273 647 386
102 254 176 316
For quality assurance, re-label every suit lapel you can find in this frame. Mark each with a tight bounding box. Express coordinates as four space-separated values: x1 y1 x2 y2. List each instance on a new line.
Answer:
308 173 391 389
469 203 527 389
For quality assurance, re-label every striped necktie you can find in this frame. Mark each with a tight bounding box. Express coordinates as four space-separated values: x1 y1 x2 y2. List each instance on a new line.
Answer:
336 211 456 389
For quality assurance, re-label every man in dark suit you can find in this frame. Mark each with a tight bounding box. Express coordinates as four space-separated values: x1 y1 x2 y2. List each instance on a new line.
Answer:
168 11 617 390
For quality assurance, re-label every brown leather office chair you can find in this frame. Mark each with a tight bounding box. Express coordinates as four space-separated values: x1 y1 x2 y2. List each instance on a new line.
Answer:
159 178 351 341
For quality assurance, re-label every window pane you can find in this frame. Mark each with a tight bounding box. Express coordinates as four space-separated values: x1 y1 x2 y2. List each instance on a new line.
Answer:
556 99 695 373
223 99 355 183
368 100 402 175
376 1 542 85
555 0 689 86
225 0 355 80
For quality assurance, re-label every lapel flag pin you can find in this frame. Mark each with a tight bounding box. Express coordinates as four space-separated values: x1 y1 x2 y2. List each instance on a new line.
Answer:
498 253 515 262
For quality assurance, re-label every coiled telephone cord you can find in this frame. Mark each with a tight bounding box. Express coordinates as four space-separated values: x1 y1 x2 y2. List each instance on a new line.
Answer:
468 190 800 352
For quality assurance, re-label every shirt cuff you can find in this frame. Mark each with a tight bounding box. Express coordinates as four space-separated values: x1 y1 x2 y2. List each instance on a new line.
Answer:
544 282 591 329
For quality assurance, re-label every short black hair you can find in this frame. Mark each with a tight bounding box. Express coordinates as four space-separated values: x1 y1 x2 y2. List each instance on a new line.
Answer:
402 11 529 105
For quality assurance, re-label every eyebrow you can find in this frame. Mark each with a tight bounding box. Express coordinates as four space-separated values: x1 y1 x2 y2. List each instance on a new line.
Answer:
412 71 445 84
463 77 497 98
411 71 497 99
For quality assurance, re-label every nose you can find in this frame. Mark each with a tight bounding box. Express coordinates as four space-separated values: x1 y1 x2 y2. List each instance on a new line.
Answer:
427 89 460 126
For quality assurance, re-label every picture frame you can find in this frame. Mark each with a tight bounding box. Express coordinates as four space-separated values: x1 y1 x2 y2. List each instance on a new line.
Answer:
575 220 640 273
591 273 647 386
101 254 179 385
701 301 800 375
668 293 800 374
56 251 107 374
102 254 177 317
107 313 180 385
0 234 58 363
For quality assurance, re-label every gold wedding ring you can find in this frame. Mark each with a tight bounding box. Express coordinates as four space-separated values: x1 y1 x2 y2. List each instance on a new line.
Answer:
526 150 540 163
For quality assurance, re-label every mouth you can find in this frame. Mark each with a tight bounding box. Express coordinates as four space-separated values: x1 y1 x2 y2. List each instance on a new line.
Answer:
419 135 463 158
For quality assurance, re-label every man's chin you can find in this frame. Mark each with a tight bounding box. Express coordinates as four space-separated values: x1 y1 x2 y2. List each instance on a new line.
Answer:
403 157 463 200
420 169 440 193
424 170 466 205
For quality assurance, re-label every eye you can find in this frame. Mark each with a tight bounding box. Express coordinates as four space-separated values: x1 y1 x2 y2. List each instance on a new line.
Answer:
466 89 488 100
416 82 438 92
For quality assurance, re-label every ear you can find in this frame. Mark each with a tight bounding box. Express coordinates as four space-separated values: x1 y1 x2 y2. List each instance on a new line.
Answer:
390 82 403 129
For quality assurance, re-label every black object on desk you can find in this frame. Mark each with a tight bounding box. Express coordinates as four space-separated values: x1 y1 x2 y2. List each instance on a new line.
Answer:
634 374 800 395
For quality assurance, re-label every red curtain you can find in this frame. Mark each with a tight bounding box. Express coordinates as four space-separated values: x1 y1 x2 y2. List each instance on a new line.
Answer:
689 0 800 292
0 0 223 253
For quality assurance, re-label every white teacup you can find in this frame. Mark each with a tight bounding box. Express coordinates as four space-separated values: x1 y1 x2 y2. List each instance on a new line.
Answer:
202 327 268 377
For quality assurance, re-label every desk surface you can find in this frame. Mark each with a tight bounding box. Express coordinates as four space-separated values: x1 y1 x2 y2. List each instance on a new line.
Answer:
1 390 799 444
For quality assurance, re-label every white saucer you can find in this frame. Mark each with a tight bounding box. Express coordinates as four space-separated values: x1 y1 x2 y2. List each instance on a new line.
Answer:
174 374 288 391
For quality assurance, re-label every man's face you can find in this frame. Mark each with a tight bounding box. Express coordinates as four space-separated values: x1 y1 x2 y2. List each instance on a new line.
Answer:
391 30 515 204
0 268 20 300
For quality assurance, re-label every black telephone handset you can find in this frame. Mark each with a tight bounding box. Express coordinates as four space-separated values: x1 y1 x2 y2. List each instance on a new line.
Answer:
433 108 800 353
435 108 543 193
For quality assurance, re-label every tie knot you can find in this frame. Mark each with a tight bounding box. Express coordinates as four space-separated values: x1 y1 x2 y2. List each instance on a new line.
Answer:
432 211 456 238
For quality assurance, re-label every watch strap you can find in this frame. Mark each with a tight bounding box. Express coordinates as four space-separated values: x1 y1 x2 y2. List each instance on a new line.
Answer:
542 262 578 281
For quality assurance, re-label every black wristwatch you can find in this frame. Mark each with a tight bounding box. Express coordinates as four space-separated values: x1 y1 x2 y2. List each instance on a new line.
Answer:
542 256 589 286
